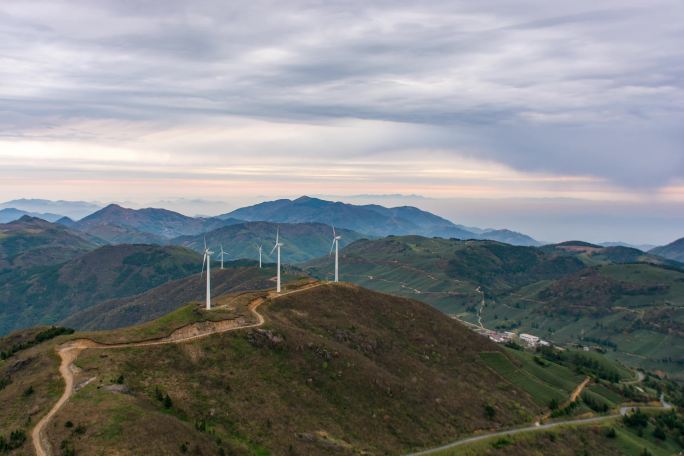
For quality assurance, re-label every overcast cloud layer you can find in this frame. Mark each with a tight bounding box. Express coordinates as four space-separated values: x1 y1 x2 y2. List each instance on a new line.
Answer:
0 1 683 242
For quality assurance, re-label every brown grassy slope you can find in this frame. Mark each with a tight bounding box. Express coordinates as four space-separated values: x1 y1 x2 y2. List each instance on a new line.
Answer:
0 329 64 455
51 283 541 455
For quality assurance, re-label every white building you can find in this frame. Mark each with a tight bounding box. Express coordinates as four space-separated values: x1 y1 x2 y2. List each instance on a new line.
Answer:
519 333 540 347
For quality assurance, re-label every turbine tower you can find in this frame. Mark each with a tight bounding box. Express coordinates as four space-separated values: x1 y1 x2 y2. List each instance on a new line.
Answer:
256 243 263 268
330 226 342 282
270 228 283 292
201 238 214 310
219 244 226 270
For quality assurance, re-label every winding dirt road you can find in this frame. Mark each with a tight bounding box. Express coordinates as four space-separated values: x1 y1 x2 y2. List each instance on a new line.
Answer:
32 283 321 456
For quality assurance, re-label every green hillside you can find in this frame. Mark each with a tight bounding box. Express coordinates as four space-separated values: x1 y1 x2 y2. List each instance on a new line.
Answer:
0 244 202 335
172 221 366 263
305 236 684 380
61 263 305 331
304 236 584 314
0 216 99 271
489 263 684 380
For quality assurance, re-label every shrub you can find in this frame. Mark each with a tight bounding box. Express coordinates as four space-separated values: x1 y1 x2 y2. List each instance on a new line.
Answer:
491 437 512 449
605 427 617 438
534 356 548 367
22 386 34 397
653 426 666 441
0 429 27 452
60 439 76 456
484 404 496 420
163 394 173 409
623 409 648 428
1 326 74 360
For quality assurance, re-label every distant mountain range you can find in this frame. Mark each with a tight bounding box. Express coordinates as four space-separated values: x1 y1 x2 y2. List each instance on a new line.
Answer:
542 241 684 269
221 196 540 245
0 197 540 248
63 203 241 244
650 237 684 263
600 241 657 251
0 207 63 223
3 197 681 252
0 198 101 219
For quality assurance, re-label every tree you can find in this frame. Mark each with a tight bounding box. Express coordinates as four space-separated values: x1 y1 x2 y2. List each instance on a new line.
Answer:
484 404 496 420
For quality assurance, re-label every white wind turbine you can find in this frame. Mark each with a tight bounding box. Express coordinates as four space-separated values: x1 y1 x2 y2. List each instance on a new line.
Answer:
330 226 342 282
218 244 227 270
200 238 214 310
256 243 263 268
270 228 283 292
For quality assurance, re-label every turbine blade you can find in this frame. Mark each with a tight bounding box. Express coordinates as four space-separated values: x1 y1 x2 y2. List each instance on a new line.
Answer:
329 238 335 255
332 225 336 237
204 236 207 251
270 244 277 255
200 253 207 279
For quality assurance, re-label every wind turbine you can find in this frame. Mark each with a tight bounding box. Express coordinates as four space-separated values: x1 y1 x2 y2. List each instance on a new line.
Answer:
218 244 227 270
256 243 263 268
330 226 342 282
270 228 283 292
201 238 214 310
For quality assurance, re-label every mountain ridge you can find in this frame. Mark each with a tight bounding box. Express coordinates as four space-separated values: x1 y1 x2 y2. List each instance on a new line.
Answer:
71 204 241 244
651 237 684 263
221 195 540 245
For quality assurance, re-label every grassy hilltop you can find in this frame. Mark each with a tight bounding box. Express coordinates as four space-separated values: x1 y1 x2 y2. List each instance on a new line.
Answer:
1 278 683 455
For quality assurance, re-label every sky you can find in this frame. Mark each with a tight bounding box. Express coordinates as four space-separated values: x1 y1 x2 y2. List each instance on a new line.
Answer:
0 1 683 244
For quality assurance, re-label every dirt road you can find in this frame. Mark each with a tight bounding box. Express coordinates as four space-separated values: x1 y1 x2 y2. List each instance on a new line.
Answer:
32 283 322 456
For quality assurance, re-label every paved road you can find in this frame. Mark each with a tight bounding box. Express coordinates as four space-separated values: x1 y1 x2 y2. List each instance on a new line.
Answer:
406 402 672 456
32 283 323 456
405 414 619 456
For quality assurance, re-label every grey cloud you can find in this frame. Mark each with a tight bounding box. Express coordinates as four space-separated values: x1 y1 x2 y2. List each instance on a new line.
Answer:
0 0 683 186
